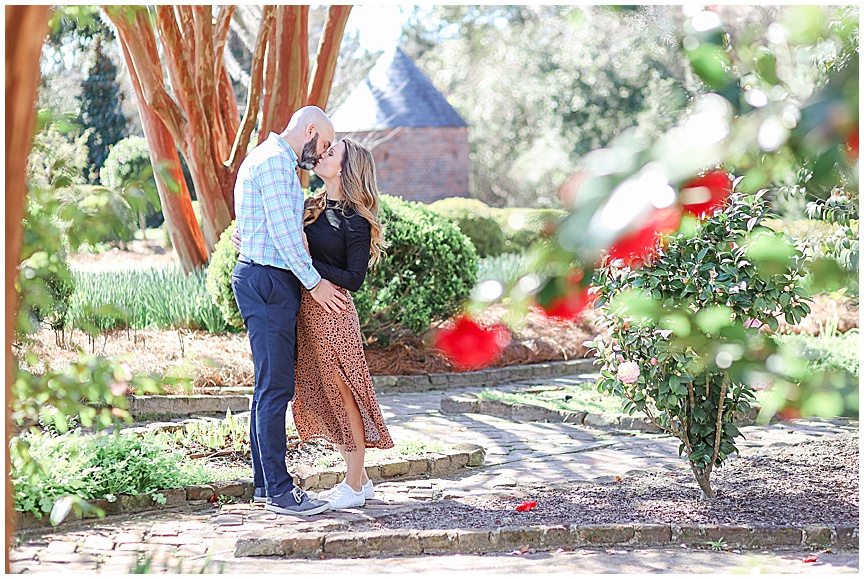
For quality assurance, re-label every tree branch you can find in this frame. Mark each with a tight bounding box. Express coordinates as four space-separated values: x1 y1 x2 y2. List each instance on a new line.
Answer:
176 5 196 65
227 5 277 173
262 5 308 137
708 373 728 477
307 5 352 109
213 6 237 77
193 5 216 117
154 5 201 121
106 6 187 144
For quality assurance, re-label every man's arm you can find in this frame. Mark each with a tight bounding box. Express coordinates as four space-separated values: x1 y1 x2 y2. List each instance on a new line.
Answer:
253 158 348 313
254 157 321 290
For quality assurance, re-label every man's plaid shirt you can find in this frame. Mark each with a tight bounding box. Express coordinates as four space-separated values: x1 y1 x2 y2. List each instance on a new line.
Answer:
234 133 321 290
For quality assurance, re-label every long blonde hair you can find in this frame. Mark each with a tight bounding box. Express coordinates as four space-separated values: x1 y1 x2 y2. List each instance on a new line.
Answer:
303 138 388 265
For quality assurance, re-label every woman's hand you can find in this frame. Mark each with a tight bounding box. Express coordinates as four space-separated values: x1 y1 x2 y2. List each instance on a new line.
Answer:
231 227 241 253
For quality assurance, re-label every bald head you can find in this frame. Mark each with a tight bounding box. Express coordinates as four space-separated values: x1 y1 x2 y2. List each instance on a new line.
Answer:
281 106 335 170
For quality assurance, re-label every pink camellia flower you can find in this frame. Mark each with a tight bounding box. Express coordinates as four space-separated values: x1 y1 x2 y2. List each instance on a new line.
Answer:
743 318 762 329
650 357 658 366
617 361 641 384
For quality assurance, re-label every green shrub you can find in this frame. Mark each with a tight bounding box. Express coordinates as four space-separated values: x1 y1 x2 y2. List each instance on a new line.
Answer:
12 430 187 517
101 136 163 230
356 195 478 344
206 222 242 329
428 197 507 257
208 196 478 345
34 258 76 332
774 329 859 379
69 264 230 333
488 207 567 252
587 192 808 499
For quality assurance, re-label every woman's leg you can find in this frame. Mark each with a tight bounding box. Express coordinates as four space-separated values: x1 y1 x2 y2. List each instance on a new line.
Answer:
332 371 367 492
335 444 370 484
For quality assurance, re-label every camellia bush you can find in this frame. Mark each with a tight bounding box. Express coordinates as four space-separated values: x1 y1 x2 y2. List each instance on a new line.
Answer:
207 195 478 346
586 191 808 498
435 6 858 423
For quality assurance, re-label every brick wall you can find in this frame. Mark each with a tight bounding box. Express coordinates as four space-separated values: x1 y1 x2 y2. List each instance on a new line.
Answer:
338 126 470 203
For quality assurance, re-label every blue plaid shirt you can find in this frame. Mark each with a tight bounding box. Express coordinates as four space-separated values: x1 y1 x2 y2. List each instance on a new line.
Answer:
234 133 321 290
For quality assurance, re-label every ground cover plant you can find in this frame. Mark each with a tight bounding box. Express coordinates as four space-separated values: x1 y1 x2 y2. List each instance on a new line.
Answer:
11 428 248 520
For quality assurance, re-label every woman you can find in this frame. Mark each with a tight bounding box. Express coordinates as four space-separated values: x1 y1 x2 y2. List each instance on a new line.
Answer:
233 138 394 510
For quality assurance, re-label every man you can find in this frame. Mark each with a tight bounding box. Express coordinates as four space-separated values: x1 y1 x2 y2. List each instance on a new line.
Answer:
232 106 349 516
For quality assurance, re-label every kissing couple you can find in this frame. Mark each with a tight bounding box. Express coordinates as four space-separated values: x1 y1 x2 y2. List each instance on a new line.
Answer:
231 105 393 516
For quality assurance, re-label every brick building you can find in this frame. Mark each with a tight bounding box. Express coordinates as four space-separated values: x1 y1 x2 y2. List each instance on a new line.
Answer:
331 47 470 203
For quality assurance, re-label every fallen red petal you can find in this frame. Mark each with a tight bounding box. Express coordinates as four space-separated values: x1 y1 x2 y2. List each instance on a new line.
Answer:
803 555 818 563
515 500 538 512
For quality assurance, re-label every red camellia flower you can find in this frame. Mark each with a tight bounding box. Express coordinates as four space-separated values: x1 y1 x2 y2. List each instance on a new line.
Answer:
515 500 538 512
434 316 511 371
679 170 732 218
802 555 819 563
847 124 859 161
607 206 683 267
540 285 594 321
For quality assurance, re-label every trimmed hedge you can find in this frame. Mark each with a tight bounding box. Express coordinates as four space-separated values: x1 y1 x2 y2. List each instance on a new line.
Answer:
428 197 507 257
489 207 568 252
206 195 478 345
206 222 243 329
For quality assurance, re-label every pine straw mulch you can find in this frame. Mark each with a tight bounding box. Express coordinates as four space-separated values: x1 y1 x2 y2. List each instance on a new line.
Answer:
19 294 857 394
18 304 604 394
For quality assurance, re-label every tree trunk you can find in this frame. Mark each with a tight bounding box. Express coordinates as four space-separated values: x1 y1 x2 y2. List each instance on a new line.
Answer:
690 462 715 499
108 5 353 258
261 5 309 138
307 5 352 111
5 6 52 570
117 38 208 273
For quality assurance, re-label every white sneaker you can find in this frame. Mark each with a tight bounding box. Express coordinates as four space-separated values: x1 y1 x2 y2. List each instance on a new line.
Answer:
362 479 375 500
320 481 365 510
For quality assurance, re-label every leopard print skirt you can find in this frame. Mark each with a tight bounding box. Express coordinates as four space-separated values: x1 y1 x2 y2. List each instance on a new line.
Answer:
292 287 394 452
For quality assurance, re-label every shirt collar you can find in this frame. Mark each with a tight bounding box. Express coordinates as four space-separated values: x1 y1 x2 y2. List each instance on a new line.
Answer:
269 132 298 166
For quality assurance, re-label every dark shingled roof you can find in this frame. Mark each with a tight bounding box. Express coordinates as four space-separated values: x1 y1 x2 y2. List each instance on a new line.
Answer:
331 46 468 131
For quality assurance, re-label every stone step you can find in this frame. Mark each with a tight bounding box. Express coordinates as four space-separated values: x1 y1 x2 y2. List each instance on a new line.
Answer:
234 523 860 558
120 359 598 420
441 394 762 433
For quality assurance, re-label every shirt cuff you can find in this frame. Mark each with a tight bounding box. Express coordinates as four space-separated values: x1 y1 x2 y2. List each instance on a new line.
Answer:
300 268 322 291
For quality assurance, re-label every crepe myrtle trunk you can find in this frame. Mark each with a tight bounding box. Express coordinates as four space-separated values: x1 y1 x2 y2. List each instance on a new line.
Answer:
106 5 352 259
5 6 53 569
117 36 208 272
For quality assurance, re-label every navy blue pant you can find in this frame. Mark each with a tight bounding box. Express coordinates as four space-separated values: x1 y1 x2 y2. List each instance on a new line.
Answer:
232 259 301 497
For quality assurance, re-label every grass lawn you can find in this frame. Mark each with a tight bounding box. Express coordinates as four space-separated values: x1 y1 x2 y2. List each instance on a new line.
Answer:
475 378 792 417
476 380 628 415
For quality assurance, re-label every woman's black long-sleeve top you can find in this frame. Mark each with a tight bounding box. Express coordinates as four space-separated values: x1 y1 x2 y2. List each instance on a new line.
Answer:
304 199 371 293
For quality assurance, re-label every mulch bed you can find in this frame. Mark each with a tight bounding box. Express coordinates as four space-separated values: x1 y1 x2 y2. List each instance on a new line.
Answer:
22 245 857 388
20 303 602 390
373 434 859 530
